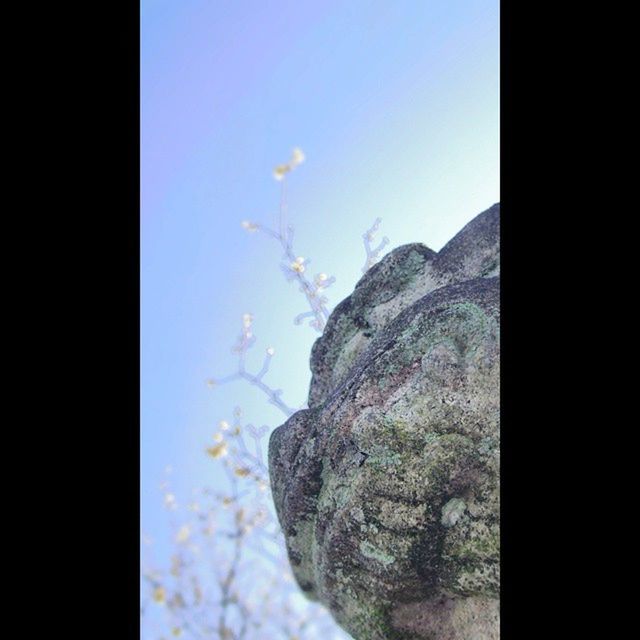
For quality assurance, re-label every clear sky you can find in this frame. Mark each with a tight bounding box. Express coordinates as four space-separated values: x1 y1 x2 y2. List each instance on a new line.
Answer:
141 0 499 629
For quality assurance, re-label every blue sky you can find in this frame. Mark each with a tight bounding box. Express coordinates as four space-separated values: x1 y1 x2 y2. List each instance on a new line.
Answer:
141 0 499 620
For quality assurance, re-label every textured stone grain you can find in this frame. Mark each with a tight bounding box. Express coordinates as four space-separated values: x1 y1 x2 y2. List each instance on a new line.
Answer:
269 204 500 639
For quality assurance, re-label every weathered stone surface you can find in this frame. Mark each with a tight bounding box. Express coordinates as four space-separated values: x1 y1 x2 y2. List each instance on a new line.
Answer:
269 204 500 639
308 203 499 408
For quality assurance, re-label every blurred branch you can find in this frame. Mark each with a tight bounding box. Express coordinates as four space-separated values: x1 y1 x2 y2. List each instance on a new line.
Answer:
142 148 386 640
241 149 336 332
362 217 389 273
206 316 295 418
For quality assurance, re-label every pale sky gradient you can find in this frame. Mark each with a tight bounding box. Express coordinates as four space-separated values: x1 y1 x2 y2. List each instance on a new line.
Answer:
141 0 499 630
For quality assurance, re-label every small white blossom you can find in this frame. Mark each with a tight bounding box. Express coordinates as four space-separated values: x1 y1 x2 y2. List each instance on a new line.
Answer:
176 524 191 544
273 164 291 181
241 220 258 232
290 147 305 166
206 442 228 459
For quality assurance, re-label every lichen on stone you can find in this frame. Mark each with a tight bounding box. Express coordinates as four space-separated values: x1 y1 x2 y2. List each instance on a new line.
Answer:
440 498 467 528
269 204 500 639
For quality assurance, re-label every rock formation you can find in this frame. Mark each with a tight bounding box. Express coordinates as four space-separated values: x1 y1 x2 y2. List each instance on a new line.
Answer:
269 204 500 639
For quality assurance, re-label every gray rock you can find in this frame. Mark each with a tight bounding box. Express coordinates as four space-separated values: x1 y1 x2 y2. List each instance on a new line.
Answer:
269 204 500 639
308 203 499 408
